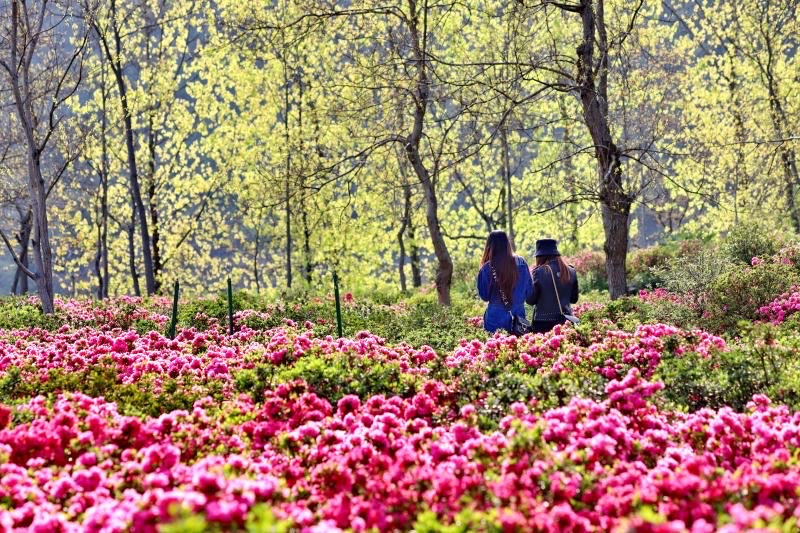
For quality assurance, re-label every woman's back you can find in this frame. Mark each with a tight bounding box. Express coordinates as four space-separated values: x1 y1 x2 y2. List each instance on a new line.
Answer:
477 258 534 334
529 259 579 320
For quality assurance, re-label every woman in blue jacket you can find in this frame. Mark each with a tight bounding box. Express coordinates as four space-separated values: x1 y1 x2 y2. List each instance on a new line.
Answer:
476 231 533 333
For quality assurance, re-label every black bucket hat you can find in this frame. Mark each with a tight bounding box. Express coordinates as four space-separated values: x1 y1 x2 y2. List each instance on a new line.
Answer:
534 238 560 257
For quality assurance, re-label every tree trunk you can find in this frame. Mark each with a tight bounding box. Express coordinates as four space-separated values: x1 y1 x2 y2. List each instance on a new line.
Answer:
101 152 110 299
128 203 141 297
283 62 293 289
500 125 514 248
762 59 800 231
148 183 161 293
98 1 156 295
100 70 110 298
117 78 156 295
396 153 421 288
572 0 631 299
596 149 631 298
409 221 422 288
94 217 103 299
7 2 54 313
302 204 312 284
26 150 54 313
29 193 54 312
406 0 453 305
398 231 408 293
408 150 452 305
601 179 632 298
297 75 312 285
147 118 162 293
397 184 412 292
96 134 110 299
253 227 261 294
11 207 32 295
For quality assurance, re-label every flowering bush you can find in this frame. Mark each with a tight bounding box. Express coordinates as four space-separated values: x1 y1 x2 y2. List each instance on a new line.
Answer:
0 371 799 531
750 244 800 271
0 294 799 531
773 244 800 267
567 250 606 277
707 262 800 331
565 250 607 292
572 301 605 317
723 222 780 265
759 287 800 324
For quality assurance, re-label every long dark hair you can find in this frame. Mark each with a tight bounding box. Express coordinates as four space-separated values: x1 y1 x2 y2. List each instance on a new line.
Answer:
481 230 517 298
535 255 572 284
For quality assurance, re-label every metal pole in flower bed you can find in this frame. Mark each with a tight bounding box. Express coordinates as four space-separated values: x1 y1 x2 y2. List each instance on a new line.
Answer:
333 271 343 338
167 280 179 339
227 277 234 336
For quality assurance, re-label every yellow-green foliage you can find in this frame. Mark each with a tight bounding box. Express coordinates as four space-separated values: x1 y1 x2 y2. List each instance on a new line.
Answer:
14 0 796 299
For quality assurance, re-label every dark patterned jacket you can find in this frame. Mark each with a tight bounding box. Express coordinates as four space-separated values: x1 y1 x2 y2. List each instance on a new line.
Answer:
527 260 579 320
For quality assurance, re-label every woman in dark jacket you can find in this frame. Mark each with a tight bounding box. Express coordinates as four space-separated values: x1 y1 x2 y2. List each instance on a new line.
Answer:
527 239 579 333
476 230 534 333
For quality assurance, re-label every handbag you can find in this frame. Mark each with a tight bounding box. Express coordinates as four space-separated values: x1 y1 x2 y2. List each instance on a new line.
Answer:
545 265 580 325
490 265 531 336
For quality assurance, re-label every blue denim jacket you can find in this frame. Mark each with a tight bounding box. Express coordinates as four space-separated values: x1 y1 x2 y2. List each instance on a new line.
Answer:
477 256 534 333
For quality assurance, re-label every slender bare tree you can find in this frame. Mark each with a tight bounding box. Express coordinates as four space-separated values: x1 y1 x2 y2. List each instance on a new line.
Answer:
0 0 92 313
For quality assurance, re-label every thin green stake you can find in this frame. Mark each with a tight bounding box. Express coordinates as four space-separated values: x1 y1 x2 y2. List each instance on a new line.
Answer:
227 277 234 336
167 280 179 340
333 271 343 338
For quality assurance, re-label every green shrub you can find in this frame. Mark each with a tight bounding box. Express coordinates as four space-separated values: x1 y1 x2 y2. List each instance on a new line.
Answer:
627 245 675 290
656 351 751 411
707 263 800 332
218 290 483 353
770 358 800 409
722 222 781 265
235 354 420 405
0 365 224 418
656 323 800 411
160 503 293 533
594 296 644 330
390 292 485 351
627 240 709 292
435 348 606 430
0 298 63 331
413 509 503 533
653 248 735 310
233 364 279 404
177 291 265 331
133 318 161 335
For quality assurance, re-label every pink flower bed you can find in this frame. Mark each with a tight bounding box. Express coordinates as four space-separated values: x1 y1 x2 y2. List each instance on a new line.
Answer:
572 301 605 316
445 323 725 380
466 316 483 329
0 297 797 531
54 297 172 329
0 370 798 531
0 324 439 392
758 287 800 325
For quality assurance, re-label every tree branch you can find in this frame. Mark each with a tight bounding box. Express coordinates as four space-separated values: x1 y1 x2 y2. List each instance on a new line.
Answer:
547 0 584 13
0 228 37 280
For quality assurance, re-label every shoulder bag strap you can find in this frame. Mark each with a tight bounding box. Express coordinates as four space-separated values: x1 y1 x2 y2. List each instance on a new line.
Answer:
546 265 565 315
489 264 514 316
